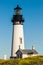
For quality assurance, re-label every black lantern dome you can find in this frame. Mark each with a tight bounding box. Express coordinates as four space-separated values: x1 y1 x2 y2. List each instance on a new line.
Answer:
14 5 22 15
14 5 22 10
12 5 24 25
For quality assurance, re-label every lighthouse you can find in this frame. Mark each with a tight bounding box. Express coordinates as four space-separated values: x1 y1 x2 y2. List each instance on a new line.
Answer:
10 5 38 58
10 5 24 58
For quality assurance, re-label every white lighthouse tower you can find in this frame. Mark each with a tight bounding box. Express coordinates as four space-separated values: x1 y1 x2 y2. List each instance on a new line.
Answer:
10 5 24 58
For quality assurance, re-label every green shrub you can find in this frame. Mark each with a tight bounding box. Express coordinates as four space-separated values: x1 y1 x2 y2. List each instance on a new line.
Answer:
0 56 43 65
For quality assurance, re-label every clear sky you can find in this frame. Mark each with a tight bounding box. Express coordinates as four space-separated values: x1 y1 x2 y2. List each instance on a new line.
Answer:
0 0 43 59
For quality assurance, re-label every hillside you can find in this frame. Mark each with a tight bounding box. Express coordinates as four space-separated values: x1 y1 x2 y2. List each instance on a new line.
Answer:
0 56 43 65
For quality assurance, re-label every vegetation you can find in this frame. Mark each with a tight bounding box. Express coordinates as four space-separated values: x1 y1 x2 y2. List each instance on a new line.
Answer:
0 56 43 65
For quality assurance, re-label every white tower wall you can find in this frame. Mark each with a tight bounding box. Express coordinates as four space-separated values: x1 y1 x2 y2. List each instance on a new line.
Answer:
11 22 24 57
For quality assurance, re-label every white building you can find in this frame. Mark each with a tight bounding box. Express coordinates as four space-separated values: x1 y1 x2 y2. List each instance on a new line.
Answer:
16 46 38 58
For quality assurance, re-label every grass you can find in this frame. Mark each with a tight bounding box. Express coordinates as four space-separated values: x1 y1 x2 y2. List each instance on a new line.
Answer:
0 56 43 65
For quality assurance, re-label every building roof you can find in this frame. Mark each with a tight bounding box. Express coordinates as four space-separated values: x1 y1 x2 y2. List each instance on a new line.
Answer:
16 49 38 54
14 5 22 10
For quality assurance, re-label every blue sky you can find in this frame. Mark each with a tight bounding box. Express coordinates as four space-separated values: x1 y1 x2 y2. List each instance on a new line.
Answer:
0 0 43 59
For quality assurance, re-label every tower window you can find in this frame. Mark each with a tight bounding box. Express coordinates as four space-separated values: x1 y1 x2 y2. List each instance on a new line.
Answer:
20 38 22 44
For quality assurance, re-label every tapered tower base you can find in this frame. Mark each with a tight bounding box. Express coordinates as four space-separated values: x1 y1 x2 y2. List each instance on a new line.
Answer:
11 24 24 57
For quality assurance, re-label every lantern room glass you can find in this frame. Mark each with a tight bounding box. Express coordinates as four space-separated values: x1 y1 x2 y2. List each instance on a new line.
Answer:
15 9 22 15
